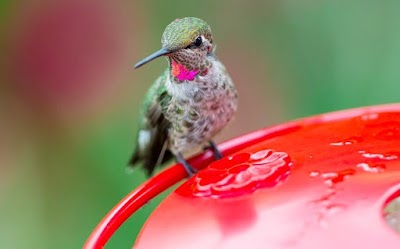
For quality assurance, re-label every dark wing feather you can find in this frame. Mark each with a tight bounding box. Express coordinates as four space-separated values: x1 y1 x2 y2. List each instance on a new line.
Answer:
129 72 173 176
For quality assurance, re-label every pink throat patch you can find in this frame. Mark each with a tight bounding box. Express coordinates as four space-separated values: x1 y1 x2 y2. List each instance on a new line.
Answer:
171 60 199 81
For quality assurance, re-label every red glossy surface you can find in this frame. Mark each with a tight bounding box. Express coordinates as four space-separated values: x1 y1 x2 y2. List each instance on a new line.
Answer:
177 150 292 198
133 104 400 249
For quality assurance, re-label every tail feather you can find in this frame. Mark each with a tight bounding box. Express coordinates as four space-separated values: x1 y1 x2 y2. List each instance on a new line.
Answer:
128 129 173 176
128 148 173 176
129 150 140 166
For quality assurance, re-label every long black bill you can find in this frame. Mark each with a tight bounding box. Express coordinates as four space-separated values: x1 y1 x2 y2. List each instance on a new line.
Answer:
134 47 171 69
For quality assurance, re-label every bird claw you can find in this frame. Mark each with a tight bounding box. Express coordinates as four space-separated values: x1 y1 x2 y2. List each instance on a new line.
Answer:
175 153 198 177
204 140 223 160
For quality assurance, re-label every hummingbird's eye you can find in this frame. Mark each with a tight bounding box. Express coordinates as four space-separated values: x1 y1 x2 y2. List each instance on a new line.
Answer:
194 36 202 47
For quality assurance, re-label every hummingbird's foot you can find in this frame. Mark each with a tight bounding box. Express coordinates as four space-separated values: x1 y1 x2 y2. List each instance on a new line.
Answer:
175 152 198 177
207 140 223 160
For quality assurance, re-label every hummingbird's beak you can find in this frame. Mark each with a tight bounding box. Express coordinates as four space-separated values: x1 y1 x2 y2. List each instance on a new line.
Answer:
134 47 171 69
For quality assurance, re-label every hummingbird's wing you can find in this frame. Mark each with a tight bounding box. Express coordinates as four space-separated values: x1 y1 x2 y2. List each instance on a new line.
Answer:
129 71 173 175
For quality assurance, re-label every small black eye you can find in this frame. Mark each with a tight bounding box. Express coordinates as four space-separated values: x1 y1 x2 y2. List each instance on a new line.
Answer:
194 36 202 47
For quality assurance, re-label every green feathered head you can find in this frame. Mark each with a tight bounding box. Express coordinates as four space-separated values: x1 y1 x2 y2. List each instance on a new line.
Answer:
161 17 212 51
134 17 212 69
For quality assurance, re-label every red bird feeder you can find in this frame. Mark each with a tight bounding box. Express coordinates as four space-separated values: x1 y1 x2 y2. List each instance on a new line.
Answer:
85 104 400 249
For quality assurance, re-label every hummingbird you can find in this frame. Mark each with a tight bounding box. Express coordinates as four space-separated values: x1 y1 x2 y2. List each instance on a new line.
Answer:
129 17 238 176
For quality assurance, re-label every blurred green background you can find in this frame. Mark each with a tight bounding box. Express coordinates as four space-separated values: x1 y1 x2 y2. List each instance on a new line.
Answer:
1 0 399 248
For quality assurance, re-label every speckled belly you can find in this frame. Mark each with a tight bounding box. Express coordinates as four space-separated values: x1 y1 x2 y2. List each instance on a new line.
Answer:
166 94 237 154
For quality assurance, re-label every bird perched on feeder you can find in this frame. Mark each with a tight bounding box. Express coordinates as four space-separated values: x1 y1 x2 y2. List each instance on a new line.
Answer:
129 17 238 176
